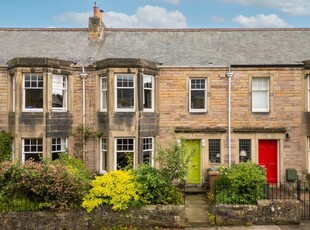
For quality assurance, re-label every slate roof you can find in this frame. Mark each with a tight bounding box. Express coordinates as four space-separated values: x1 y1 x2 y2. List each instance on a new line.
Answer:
0 28 310 67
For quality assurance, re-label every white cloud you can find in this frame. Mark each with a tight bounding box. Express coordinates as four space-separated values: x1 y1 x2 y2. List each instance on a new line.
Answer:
54 12 92 26
54 5 187 28
105 5 187 28
233 14 292 28
221 0 310 16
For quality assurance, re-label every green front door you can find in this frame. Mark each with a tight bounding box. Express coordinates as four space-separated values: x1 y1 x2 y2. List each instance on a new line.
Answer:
186 140 201 184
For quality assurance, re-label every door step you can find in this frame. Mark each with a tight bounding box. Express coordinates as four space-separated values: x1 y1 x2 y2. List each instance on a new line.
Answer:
184 185 206 194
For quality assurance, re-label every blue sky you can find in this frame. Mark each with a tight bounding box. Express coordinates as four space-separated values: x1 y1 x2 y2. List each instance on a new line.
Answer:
0 0 309 28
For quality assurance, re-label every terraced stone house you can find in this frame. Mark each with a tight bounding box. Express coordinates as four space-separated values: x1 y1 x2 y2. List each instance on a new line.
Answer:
1 5 310 185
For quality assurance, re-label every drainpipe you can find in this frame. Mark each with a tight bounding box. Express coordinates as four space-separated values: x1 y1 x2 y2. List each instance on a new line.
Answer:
226 67 234 167
80 67 88 161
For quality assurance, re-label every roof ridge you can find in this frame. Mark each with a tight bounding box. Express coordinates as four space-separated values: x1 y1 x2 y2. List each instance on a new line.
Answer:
0 28 88 31
104 27 310 32
0 27 310 32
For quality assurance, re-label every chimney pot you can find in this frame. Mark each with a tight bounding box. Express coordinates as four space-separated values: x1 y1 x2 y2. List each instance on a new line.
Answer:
100 10 104 21
93 6 101 18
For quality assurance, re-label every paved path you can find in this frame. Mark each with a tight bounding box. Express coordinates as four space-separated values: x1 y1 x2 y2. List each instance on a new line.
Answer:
185 193 211 227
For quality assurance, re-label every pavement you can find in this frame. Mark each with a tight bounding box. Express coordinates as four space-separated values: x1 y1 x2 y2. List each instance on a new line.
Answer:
184 188 310 230
184 221 310 229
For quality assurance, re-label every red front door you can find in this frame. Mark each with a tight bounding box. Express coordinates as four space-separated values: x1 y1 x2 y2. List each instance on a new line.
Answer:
258 140 278 183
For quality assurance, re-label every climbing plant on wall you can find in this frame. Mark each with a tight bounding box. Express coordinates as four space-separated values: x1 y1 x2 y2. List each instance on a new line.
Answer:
70 124 94 160
0 131 12 162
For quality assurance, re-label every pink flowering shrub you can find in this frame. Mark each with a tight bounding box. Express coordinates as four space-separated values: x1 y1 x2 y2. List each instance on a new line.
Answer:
0 157 92 210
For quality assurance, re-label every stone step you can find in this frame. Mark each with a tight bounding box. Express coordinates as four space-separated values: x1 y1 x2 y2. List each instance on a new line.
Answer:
184 185 207 194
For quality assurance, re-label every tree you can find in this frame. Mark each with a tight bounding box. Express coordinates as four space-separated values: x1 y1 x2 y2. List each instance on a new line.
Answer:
156 137 193 185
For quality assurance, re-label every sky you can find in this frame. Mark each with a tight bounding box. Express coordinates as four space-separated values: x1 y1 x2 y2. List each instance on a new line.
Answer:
0 0 309 29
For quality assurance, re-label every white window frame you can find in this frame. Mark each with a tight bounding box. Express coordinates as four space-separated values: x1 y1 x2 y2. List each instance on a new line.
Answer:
252 77 269 112
100 137 108 174
52 138 67 160
143 75 154 112
100 76 108 112
189 78 207 113
142 137 154 166
114 138 135 170
115 74 135 112
22 138 43 162
52 74 67 112
23 73 44 112
307 75 310 111
12 75 16 112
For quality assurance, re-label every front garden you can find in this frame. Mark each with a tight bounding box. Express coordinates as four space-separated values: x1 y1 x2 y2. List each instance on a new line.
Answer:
0 138 191 213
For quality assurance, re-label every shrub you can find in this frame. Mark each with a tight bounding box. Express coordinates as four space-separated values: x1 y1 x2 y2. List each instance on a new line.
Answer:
215 162 266 204
0 156 92 210
82 170 141 212
156 137 192 185
0 131 12 163
134 164 182 205
54 153 93 186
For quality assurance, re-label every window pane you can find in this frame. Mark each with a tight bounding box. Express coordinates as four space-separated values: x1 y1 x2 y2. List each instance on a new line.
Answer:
117 152 133 170
23 138 43 162
191 90 205 109
143 75 153 110
142 137 153 165
101 77 107 111
25 89 43 109
239 139 251 162
101 138 107 172
252 78 268 90
144 89 152 109
144 76 152 89
209 139 220 163
116 75 134 111
52 138 66 160
117 89 134 108
52 75 67 110
25 153 42 162
252 91 268 110
116 138 134 170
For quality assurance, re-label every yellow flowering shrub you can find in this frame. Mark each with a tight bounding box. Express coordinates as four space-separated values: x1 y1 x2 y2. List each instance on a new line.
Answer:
82 170 142 212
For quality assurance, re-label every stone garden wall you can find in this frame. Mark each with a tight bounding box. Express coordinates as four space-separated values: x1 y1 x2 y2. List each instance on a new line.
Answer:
0 205 185 230
215 200 301 226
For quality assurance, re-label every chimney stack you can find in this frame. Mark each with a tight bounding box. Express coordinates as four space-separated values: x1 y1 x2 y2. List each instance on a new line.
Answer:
88 3 105 41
